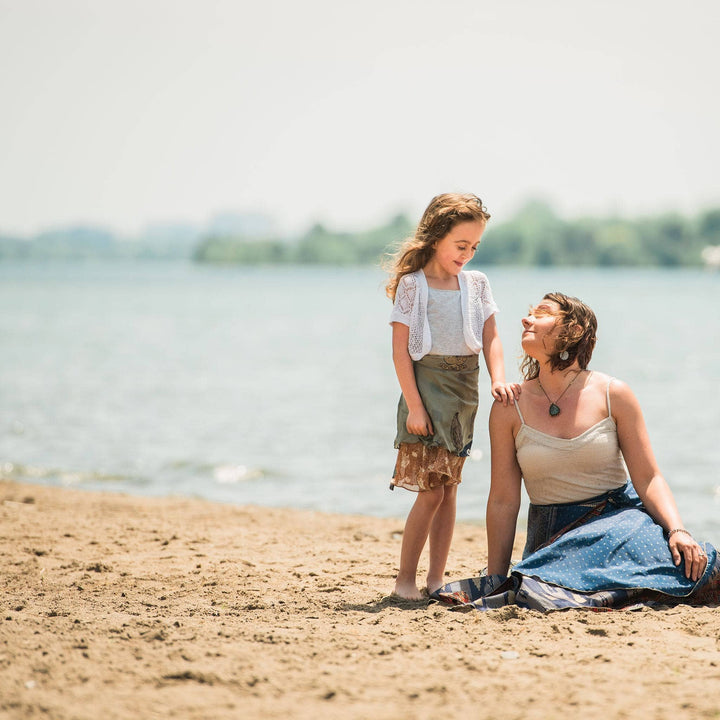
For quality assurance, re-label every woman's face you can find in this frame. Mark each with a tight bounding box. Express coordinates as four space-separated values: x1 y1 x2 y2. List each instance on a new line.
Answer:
521 300 562 358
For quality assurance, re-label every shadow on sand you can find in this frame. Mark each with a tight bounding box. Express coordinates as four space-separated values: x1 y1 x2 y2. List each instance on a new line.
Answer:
339 594 431 613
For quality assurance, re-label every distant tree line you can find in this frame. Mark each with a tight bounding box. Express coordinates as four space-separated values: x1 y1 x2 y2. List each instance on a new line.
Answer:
3 201 720 267
193 201 720 268
0 227 123 260
193 214 414 265
472 201 720 267
0 225 199 260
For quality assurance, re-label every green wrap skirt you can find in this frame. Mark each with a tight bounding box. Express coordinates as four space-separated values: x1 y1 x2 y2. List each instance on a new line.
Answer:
391 354 479 492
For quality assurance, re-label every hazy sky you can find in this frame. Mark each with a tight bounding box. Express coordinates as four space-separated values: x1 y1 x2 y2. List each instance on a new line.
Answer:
1 0 719 236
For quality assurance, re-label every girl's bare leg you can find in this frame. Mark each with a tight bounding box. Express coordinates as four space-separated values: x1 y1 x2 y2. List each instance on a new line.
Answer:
393 486 444 599
426 484 457 593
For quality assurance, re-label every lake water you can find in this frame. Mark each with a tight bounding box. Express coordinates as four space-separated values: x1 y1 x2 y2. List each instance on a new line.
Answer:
1 262 719 546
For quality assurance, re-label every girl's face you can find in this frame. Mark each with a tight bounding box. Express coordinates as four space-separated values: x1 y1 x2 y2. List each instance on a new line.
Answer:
521 300 562 358
431 221 485 277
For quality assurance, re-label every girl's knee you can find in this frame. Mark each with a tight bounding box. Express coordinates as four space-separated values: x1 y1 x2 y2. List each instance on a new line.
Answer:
415 485 445 508
437 484 457 504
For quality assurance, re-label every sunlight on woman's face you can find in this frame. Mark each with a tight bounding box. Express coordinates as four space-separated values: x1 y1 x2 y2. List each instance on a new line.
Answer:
526 301 560 320
521 300 562 354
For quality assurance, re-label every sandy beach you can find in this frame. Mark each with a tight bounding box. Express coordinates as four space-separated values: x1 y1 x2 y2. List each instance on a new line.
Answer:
1 479 718 720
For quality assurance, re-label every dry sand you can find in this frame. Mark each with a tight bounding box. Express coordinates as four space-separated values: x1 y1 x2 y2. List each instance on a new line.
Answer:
1 479 719 720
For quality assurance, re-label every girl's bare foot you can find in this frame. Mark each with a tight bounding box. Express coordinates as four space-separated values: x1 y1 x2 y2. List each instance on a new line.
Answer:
392 579 425 600
426 578 444 595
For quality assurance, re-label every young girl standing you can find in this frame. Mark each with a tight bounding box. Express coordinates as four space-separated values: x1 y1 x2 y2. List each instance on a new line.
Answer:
386 193 519 600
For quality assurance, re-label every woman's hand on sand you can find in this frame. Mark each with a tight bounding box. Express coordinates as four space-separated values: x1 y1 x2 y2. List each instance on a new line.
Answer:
670 533 708 581
491 381 522 406
406 407 434 436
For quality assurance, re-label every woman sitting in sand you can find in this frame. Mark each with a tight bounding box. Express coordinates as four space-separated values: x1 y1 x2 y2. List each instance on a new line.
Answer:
434 292 719 611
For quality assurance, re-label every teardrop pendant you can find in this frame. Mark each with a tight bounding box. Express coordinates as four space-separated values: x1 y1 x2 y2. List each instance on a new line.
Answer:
549 403 561 417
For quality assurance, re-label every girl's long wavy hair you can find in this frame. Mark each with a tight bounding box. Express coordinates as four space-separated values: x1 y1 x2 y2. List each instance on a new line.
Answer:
520 292 598 380
384 193 491 300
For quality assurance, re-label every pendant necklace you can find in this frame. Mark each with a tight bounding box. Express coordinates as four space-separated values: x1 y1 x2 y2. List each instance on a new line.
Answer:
537 371 582 417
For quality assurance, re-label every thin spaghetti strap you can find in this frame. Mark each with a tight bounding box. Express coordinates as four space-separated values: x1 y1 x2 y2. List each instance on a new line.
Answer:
513 398 526 425
606 377 615 417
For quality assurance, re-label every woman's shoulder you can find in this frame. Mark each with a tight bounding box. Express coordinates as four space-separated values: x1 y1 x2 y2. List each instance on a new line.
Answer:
588 371 631 393
588 371 639 411
489 395 523 431
586 370 613 386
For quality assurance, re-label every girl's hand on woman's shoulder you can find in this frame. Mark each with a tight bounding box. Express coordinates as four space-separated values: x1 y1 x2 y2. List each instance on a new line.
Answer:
491 381 521 406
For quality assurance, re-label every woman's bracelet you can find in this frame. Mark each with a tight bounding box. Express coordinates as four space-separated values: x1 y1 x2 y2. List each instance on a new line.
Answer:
667 528 692 540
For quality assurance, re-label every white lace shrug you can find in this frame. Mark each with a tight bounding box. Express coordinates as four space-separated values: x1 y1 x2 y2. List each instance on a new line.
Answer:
389 269 499 360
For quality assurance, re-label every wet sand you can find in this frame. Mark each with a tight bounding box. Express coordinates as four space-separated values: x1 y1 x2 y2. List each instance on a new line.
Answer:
1 479 718 719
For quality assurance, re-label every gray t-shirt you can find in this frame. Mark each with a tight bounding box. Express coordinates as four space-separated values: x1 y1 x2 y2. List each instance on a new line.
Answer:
427 287 473 356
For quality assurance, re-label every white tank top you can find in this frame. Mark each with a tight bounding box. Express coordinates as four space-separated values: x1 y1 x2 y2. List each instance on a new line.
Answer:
514 378 628 505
